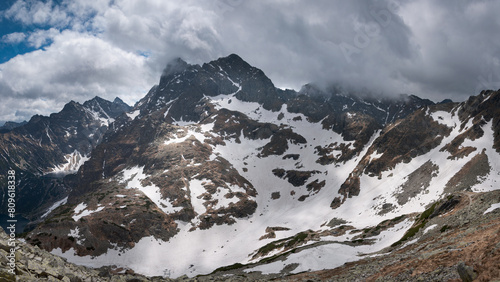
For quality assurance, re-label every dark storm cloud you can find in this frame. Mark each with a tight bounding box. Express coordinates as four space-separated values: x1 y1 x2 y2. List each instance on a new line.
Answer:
396 0 500 99
216 0 420 95
228 0 500 101
1 0 500 123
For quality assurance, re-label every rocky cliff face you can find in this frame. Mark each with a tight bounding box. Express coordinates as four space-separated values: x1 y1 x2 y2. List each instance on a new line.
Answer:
0 97 131 220
15 54 500 280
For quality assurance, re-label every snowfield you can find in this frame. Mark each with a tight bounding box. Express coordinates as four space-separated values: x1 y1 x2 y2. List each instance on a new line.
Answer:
51 95 500 278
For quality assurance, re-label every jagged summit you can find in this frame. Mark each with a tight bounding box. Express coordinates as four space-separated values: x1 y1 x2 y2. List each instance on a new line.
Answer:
159 57 190 85
296 82 434 128
112 97 127 105
206 53 254 76
132 54 286 123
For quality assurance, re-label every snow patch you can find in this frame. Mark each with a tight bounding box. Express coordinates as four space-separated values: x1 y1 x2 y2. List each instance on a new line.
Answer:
245 219 413 275
164 123 213 145
48 150 89 174
41 197 68 218
119 166 182 214
423 224 437 234
430 110 456 128
68 227 84 245
126 110 140 120
72 203 105 221
484 203 500 214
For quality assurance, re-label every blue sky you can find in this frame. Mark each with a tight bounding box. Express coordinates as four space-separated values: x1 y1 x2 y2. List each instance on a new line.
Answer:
0 0 27 63
1 0 500 124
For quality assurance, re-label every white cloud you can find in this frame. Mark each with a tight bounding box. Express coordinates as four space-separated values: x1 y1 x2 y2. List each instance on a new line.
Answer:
90 0 225 70
26 28 60 48
1 32 26 44
0 30 155 122
4 0 70 27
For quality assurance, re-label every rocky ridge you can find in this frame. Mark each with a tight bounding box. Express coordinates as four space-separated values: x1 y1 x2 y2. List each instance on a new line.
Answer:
26 54 435 261
11 54 500 279
0 97 131 220
0 121 28 133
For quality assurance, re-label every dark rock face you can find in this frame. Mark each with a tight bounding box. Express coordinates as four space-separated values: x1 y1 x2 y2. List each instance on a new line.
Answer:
445 150 491 194
395 160 439 205
260 129 307 157
0 120 27 133
134 54 287 125
362 108 452 176
457 90 500 152
217 54 287 111
429 194 461 219
0 97 131 219
332 89 500 210
272 169 321 187
1 96 131 174
333 173 361 208
296 84 434 127
34 115 260 255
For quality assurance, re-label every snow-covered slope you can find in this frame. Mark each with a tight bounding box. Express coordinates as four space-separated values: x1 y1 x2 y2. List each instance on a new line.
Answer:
27 55 500 279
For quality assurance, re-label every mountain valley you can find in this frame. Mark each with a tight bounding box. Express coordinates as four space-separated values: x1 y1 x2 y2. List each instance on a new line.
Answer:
1 54 499 281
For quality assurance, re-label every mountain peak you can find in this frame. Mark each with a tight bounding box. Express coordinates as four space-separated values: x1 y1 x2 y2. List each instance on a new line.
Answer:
210 53 252 73
219 53 246 64
113 97 125 104
82 96 106 108
8 53 500 280
61 100 83 113
84 96 107 105
160 57 190 80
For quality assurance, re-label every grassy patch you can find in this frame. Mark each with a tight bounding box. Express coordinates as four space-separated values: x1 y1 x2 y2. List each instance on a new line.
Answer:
258 242 279 254
419 202 438 221
256 231 310 258
391 215 406 222
392 202 438 247
212 263 245 273
285 232 308 248
440 225 450 233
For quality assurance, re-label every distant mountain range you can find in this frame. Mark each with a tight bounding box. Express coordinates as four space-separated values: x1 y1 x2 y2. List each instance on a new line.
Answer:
1 54 499 281
0 121 28 133
0 96 131 219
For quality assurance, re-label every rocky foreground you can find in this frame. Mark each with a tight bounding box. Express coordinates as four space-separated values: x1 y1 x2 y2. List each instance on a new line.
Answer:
2 189 499 281
0 227 166 281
